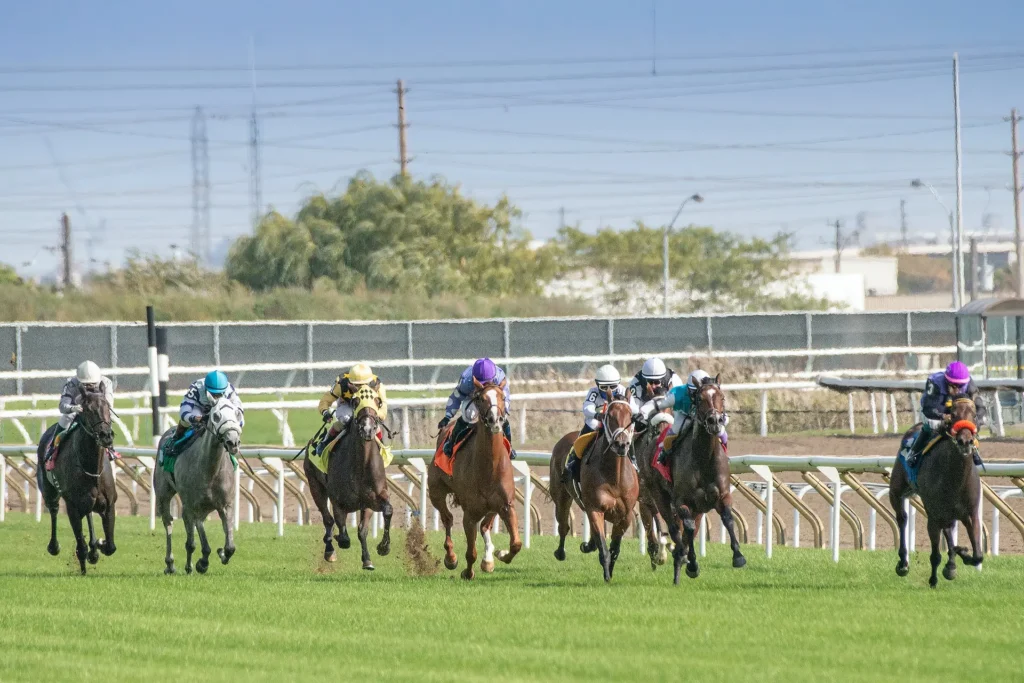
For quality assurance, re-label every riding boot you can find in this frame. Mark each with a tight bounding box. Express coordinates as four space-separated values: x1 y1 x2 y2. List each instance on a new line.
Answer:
316 426 339 456
444 418 470 457
165 422 189 459
561 450 580 485
45 425 66 471
902 427 929 469
502 420 516 459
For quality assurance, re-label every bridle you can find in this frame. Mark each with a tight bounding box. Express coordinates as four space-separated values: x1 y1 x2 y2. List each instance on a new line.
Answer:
602 399 635 456
75 390 113 478
472 382 507 434
204 399 242 452
693 383 726 435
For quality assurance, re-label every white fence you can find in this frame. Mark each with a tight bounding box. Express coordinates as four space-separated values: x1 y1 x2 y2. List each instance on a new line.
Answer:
3 446 1023 563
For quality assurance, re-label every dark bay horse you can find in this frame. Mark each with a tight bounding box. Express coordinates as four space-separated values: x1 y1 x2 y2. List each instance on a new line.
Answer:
306 397 393 570
889 397 983 588
36 388 117 575
578 399 638 581
428 377 521 580
634 408 673 570
649 377 745 584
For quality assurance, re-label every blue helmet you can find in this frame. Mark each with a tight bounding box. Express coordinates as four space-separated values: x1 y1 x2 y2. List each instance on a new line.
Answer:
204 370 229 398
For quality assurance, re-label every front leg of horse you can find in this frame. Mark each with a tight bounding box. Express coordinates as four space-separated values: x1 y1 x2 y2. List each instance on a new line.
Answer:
194 520 212 574
336 517 352 550
376 501 393 557
926 519 942 588
68 511 89 575
429 484 458 570
890 471 910 577
461 515 479 580
98 504 116 556
942 526 957 581
480 514 496 573
216 506 236 565
553 486 572 562
588 511 611 582
47 507 61 556
608 520 626 580
159 496 176 575
496 504 523 565
678 512 700 580
358 508 375 570
955 507 985 568
641 502 663 570
183 516 197 575
716 500 747 569
86 513 100 565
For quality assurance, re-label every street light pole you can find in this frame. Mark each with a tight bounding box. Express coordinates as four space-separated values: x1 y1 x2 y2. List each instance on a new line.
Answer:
663 193 704 315
912 179 960 309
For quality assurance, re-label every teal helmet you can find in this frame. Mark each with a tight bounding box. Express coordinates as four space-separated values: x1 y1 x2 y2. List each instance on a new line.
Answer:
204 370 229 402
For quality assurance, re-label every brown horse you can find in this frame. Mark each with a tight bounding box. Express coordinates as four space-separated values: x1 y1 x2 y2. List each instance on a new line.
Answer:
428 377 521 580
305 400 393 570
647 377 745 584
550 395 639 572
36 388 117 575
889 397 983 588
634 409 673 570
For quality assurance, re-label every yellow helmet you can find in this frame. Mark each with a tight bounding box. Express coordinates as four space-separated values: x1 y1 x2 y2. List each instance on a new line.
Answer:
348 363 375 385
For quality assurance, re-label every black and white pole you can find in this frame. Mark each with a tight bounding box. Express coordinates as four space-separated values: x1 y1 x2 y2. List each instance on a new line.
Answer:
156 326 169 424
146 306 160 446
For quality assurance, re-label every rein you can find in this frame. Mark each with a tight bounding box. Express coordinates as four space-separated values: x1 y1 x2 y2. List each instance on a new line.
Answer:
601 400 635 452
75 408 111 479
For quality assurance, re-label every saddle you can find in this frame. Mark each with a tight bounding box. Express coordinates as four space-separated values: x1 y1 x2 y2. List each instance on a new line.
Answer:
307 427 392 475
432 423 509 476
159 427 200 474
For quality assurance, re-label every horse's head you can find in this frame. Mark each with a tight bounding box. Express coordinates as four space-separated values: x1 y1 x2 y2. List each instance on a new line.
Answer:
207 396 243 455
352 386 381 442
472 377 507 434
79 387 114 449
693 375 726 436
602 399 635 456
948 397 978 457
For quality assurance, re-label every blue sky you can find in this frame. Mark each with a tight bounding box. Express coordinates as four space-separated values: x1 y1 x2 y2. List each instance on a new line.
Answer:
2 1 1023 277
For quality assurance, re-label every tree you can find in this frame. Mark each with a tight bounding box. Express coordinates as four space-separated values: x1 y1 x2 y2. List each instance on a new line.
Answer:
227 172 557 296
0 262 24 286
551 222 832 313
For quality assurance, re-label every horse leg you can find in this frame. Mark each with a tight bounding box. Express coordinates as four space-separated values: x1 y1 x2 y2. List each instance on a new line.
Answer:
588 511 610 582
430 485 458 571
376 500 393 557
160 496 176 575
673 506 698 583
46 504 61 556
86 513 100 565
183 514 197 575
216 505 235 565
357 508 375 570
480 514 496 573
955 505 984 568
553 482 572 562
890 469 910 577
98 502 116 556
716 498 747 569
942 526 958 581
194 518 212 574
67 509 89 575
461 514 480 581
496 502 522 565
608 519 626 579
927 518 942 588
640 500 661 570
687 513 704 575
307 472 336 562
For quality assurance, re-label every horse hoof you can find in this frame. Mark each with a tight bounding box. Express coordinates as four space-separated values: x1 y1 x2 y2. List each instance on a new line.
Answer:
99 541 116 557
460 568 475 581
376 541 391 557
580 542 595 554
657 551 668 566
732 555 747 569
338 537 351 550
942 565 957 581
362 561 375 571
164 565 176 576
87 549 100 565
444 556 458 571
185 565 193 575
686 564 700 579
895 563 909 577
47 541 60 556
554 548 566 562
929 576 938 588
217 547 235 565
324 551 337 563
481 560 495 573
497 550 515 565
196 558 209 574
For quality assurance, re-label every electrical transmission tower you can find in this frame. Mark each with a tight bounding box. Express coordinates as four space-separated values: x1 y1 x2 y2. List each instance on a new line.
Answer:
249 109 262 231
190 106 211 264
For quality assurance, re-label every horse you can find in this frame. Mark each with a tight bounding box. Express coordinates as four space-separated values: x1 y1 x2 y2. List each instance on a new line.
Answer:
36 387 118 575
305 398 393 569
634 409 673 570
649 377 745 584
428 377 521 580
154 396 242 575
889 396 983 588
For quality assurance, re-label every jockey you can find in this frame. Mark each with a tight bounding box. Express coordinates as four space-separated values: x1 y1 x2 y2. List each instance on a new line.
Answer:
561 364 635 484
902 361 987 469
628 357 684 424
170 369 244 446
653 369 729 463
315 363 389 455
45 361 115 470
437 358 515 459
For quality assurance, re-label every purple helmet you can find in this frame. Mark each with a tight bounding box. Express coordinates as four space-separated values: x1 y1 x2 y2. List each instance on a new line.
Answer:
472 358 497 383
944 361 971 385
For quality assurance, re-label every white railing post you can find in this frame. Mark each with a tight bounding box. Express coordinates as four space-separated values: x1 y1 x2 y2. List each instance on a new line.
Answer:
750 465 773 559
848 394 856 434
234 468 241 531
519 405 527 445
150 462 157 530
869 393 879 434
277 466 285 537
759 391 768 437
816 466 842 563
407 457 428 530
992 507 1000 556
637 509 646 555
401 407 411 449
699 514 707 557
513 461 532 549
869 508 876 551
889 394 899 434
879 393 889 432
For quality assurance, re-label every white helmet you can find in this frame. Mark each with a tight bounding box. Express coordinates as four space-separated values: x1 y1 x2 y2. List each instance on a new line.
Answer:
595 364 620 387
687 369 710 390
77 360 101 386
641 358 667 381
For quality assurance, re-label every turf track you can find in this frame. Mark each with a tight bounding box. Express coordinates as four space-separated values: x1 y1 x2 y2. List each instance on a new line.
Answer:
1 514 1022 682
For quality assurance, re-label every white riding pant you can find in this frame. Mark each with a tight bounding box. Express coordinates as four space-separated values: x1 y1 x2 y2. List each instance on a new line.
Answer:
925 418 943 430
584 415 602 431
332 401 354 430
460 400 480 424
57 411 78 430
668 412 688 437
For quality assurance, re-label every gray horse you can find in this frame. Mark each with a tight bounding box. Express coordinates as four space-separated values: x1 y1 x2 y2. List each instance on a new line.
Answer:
154 396 242 575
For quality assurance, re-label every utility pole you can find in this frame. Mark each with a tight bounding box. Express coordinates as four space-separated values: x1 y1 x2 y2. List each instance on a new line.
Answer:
248 39 262 231
559 206 566 230
900 199 908 250
396 79 409 176
191 106 210 264
970 237 979 300
1010 108 1024 297
60 213 73 290
952 53 966 307
832 219 859 274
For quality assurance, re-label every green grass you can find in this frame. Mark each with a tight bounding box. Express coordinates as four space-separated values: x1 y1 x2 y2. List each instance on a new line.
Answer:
1 514 1022 682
